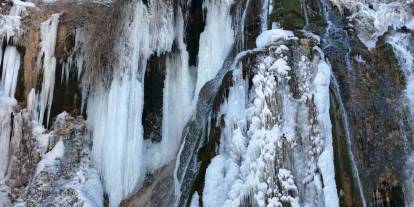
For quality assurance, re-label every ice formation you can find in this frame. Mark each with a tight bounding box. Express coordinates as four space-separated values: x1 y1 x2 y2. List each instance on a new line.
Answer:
85 1 182 206
33 14 60 125
0 46 20 98
329 0 414 48
202 40 339 207
193 0 235 104
314 55 339 207
153 9 194 170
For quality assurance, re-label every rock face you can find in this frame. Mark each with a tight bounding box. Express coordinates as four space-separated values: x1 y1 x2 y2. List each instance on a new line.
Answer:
0 0 413 206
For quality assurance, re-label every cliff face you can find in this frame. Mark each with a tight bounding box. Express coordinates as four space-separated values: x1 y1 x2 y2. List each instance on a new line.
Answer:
0 0 413 207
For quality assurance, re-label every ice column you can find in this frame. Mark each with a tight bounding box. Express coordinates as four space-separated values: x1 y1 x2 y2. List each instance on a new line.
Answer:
86 1 176 206
1 46 21 98
34 14 60 125
148 9 195 170
193 0 235 104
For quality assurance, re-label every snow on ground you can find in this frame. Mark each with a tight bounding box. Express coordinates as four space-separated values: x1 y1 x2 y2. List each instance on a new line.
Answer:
35 140 65 174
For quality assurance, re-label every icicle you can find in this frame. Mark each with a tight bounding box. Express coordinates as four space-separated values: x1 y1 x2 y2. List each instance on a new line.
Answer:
27 88 36 113
193 0 235 104
0 46 21 98
34 14 60 126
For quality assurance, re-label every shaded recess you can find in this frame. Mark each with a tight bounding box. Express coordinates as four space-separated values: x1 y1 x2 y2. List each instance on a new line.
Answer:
185 0 205 67
142 54 166 142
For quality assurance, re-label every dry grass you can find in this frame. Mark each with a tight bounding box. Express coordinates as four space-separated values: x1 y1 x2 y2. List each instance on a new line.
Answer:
19 0 127 90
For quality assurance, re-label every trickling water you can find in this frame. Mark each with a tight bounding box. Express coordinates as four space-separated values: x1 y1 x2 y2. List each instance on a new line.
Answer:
300 0 309 30
319 0 367 206
321 0 366 207
386 32 414 207
260 0 269 32
331 74 367 207
320 0 353 72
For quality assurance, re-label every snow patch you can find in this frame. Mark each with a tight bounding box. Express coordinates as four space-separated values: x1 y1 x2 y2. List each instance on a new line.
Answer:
256 29 296 48
36 140 65 175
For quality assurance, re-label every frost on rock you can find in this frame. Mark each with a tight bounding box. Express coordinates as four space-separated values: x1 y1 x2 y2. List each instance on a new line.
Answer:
329 0 414 48
202 40 339 207
0 15 22 41
22 113 103 207
35 140 65 175
386 32 414 206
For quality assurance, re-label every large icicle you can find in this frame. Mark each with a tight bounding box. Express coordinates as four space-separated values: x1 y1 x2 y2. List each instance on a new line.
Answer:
0 46 21 98
86 1 176 206
88 77 145 207
34 14 60 125
193 0 235 104
147 9 195 171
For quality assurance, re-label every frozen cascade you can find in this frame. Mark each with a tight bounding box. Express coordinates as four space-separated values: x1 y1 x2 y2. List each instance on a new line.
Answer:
202 37 339 206
386 32 414 206
87 77 145 207
151 9 195 170
0 46 21 98
193 0 235 104
33 14 60 126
